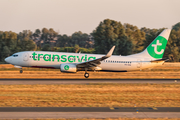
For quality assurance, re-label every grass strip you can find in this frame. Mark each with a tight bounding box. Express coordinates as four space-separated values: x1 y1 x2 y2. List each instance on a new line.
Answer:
0 83 179 107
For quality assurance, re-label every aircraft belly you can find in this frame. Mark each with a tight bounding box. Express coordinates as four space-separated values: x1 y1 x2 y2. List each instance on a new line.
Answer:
100 63 137 71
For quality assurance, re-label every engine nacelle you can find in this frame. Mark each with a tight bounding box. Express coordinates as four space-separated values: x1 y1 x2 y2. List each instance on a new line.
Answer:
60 63 77 73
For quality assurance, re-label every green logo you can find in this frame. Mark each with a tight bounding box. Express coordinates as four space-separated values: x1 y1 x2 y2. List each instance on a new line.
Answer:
64 65 69 70
147 36 167 59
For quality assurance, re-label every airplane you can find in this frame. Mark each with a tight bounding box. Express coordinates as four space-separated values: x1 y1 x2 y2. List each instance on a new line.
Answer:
5 29 171 78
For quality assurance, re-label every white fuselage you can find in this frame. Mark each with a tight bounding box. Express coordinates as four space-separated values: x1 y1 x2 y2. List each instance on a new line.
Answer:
5 51 164 71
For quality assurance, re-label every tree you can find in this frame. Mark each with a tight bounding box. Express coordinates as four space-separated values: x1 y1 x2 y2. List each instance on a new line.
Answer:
57 34 70 47
49 28 58 38
165 23 180 61
33 29 41 37
17 37 37 51
114 29 133 55
92 19 132 55
41 28 49 44
42 44 51 51
172 22 180 31
70 31 91 48
2 46 11 57
124 23 145 53
141 27 164 48
74 44 79 53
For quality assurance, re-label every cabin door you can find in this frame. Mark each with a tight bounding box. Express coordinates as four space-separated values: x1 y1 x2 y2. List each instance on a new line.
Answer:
23 53 29 61
137 59 142 68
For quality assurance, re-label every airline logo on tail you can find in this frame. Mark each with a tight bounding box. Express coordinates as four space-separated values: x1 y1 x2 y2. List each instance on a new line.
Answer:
147 36 168 59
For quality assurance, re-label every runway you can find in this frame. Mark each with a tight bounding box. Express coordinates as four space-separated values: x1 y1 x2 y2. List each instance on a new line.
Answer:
0 112 180 119
0 107 180 112
0 79 179 84
0 107 180 119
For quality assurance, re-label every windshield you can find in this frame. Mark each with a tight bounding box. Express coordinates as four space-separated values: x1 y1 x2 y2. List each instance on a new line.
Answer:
12 54 18 57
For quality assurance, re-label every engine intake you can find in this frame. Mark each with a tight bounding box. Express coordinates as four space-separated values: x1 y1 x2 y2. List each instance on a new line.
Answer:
60 63 77 73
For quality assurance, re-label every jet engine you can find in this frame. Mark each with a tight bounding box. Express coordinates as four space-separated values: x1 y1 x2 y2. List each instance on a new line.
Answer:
60 63 77 73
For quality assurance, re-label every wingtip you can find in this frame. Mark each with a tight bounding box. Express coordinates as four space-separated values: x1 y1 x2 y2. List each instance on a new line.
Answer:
106 45 115 57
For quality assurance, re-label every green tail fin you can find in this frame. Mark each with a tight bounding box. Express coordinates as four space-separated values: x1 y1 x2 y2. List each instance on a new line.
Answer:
129 29 171 60
146 29 171 59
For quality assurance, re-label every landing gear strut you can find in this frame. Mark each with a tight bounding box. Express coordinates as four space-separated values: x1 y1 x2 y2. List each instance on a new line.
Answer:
20 69 23 73
84 68 89 78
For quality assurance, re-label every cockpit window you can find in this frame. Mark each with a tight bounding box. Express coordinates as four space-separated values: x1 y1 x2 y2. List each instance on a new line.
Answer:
12 54 18 57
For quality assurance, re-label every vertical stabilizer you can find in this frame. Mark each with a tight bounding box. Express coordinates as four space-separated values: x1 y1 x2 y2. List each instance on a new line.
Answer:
130 29 171 60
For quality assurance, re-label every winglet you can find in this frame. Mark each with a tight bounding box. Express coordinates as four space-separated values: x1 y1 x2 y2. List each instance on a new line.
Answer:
105 46 115 57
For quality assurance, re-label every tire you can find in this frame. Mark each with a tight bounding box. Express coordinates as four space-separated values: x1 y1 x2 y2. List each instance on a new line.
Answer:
84 73 89 78
20 69 23 73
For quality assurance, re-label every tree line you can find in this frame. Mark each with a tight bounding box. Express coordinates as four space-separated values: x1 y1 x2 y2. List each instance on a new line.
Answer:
93 19 180 62
0 19 180 63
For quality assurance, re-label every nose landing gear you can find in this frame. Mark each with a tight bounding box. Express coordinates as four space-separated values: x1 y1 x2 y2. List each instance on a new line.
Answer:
14 65 23 73
20 68 23 73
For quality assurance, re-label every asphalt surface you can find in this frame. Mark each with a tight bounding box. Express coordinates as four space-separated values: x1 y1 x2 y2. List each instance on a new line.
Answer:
1 112 180 119
0 79 179 84
0 107 180 112
0 107 180 119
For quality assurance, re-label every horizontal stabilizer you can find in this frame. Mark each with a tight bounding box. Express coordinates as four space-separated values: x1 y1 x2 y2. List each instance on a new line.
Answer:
151 58 169 63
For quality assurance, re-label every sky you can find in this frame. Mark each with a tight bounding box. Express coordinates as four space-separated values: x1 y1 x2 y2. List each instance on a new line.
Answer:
0 0 179 35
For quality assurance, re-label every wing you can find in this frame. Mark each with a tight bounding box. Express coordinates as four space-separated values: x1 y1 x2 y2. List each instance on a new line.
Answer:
76 46 115 68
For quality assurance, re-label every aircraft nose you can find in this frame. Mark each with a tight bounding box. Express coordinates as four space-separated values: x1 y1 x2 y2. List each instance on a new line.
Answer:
5 57 11 63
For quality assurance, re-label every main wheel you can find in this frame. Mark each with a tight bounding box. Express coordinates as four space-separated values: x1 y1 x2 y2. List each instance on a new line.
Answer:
84 73 89 78
20 69 23 73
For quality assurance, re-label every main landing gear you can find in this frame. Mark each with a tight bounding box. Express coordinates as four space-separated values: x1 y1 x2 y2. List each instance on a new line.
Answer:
84 73 89 78
84 68 89 78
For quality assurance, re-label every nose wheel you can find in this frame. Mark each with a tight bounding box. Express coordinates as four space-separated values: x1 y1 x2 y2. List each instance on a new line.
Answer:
20 69 23 73
84 73 89 78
